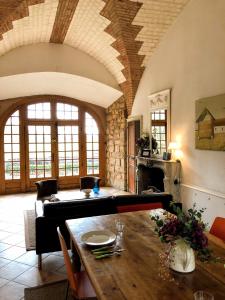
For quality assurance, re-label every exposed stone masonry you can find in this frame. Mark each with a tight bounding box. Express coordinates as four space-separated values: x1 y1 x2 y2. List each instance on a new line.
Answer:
106 97 127 190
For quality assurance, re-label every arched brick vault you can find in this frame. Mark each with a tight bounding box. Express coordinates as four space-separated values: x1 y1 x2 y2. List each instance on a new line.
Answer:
0 0 190 115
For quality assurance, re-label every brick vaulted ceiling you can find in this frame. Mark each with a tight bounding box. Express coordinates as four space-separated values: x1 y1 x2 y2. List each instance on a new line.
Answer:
0 0 189 114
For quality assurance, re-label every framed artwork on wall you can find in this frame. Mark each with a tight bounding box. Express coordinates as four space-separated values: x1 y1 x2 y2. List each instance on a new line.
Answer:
195 94 225 151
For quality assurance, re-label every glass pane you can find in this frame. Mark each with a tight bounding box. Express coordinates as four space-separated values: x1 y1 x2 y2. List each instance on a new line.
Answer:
4 126 11 134
36 135 43 143
13 153 20 161
12 126 19 134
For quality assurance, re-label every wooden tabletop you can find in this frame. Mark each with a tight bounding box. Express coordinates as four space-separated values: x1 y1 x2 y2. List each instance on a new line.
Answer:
66 211 225 300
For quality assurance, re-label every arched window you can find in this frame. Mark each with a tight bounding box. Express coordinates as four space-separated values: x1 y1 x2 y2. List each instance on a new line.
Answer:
4 111 20 180
2 97 104 193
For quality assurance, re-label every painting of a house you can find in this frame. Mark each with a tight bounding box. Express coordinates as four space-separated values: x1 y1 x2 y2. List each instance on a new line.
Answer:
195 94 225 151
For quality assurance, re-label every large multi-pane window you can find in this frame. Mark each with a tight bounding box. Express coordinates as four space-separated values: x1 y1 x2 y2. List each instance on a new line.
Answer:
4 111 20 179
151 109 167 155
85 113 99 175
2 99 102 192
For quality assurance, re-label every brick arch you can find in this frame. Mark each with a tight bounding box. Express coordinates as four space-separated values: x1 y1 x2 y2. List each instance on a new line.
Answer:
101 0 145 115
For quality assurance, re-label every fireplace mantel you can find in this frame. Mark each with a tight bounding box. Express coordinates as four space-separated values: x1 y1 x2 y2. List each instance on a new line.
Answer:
136 157 181 202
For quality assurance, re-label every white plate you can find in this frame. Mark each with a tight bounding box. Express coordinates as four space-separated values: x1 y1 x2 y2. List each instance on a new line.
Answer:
81 230 116 246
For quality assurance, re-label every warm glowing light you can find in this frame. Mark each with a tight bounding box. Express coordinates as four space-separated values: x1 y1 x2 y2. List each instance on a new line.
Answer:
168 142 179 150
174 149 183 161
168 141 182 161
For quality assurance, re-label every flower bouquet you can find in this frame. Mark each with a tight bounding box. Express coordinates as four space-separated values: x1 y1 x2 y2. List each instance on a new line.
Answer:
136 133 150 150
151 204 214 273
136 133 158 155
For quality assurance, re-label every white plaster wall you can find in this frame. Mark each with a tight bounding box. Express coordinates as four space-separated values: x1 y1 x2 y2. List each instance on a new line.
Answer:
0 43 122 107
0 43 119 90
132 0 225 221
0 72 122 108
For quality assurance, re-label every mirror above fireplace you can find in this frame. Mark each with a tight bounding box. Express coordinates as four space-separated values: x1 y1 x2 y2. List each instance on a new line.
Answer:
148 89 171 156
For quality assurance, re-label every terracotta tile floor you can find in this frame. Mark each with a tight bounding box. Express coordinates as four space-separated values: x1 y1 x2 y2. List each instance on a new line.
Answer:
0 187 129 300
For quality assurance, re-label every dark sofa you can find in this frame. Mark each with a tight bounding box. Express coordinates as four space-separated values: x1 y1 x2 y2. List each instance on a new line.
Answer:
35 193 173 267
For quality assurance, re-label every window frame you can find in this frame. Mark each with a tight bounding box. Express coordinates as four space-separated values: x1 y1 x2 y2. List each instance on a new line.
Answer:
0 95 105 194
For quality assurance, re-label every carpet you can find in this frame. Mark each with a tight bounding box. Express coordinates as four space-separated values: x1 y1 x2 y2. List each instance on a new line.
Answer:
24 209 36 250
24 279 74 300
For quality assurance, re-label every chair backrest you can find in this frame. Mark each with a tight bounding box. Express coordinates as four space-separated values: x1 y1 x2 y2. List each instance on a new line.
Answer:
117 202 163 213
35 179 58 199
80 176 101 190
210 217 225 241
57 227 78 296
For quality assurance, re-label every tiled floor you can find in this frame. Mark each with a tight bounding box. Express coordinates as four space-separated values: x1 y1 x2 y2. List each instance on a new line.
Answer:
0 191 68 300
0 187 129 300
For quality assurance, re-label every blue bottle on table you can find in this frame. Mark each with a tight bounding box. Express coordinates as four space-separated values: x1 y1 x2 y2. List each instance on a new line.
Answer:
93 183 99 194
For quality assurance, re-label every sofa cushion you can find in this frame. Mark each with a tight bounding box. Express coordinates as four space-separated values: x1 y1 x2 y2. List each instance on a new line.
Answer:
43 196 115 218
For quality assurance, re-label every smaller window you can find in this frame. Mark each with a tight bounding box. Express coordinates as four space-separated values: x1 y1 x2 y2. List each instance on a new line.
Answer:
27 103 51 119
85 113 99 175
56 103 78 120
151 109 167 155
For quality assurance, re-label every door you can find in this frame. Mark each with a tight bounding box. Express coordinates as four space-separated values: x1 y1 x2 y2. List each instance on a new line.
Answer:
127 120 140 193
57 125 80 188
27 124 54 188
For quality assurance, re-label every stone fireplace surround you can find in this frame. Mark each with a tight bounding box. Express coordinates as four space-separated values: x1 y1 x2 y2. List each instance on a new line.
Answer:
136 157 181 202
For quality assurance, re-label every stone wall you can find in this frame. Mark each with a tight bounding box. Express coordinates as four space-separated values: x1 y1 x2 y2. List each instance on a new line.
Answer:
106 97 127 190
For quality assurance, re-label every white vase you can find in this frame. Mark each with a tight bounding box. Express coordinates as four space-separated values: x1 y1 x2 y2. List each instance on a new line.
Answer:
169 239 195 273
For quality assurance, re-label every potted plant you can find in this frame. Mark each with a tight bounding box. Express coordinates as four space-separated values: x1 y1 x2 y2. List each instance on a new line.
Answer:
136 133 150 156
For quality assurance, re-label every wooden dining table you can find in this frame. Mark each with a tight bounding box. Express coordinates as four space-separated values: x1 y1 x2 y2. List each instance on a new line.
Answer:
65 210 225 300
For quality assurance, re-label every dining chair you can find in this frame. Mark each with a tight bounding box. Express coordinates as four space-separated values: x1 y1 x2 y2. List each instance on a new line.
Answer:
117 202 163 213
80 176 101 190
57 227 96 300
209 217 225 241
35 179 58 200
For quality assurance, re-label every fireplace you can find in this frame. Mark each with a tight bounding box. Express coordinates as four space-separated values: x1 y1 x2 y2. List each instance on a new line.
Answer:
136 157 181 202
137 164 165 193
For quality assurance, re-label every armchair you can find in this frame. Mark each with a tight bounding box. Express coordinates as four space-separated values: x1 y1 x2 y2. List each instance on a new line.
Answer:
35 179 58 200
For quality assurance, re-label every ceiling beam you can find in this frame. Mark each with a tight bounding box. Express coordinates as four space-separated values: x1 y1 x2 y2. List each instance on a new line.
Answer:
50 0 79 44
